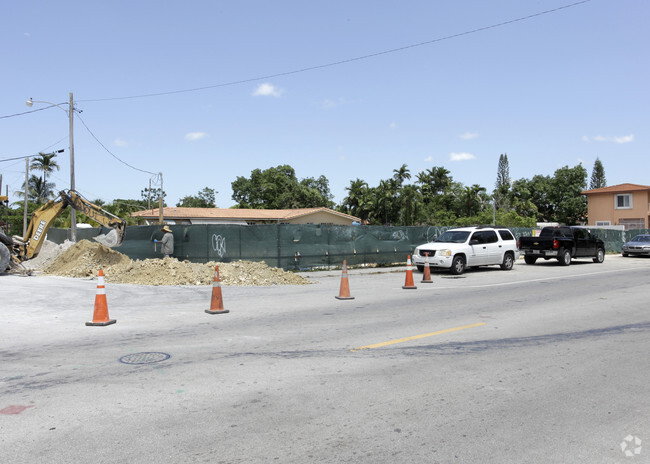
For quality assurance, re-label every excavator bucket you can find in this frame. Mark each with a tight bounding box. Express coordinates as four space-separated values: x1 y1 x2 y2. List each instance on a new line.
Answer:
94 229 123 248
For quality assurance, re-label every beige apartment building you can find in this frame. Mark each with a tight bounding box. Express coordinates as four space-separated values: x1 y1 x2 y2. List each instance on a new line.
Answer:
582 183 650 230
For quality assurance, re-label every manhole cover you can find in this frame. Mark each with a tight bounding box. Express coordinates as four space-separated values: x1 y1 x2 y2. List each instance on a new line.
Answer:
119 352 171 365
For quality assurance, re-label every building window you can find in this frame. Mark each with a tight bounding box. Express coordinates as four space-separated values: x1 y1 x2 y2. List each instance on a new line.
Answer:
615 194 633 209
618 218 644 230
595 221 611 226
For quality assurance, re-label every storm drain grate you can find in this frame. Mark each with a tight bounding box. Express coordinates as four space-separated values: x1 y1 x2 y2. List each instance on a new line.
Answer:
119 352 171 365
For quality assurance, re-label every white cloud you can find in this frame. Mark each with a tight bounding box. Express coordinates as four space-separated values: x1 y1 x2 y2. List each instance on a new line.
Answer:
583 134 634 144
185 132 208 141
424 155 435 162
113 138 127 147
24 32 31 37
459 132 479 140
389 122 397 130
253 83 284 98
321 98 347 109
449 152 477 161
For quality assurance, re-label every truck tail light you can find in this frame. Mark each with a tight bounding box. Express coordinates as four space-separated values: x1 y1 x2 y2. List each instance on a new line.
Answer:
518 238 521 249
553 239 559 249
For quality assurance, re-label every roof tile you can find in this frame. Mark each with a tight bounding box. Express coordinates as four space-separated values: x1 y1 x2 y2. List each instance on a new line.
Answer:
131 207 361 221
582 183 650 195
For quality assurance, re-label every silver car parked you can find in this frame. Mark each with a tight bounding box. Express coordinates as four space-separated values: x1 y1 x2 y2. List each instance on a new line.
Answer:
621 234 650 257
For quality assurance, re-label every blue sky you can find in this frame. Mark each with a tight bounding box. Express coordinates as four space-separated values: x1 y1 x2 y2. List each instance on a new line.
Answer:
1 0 647 209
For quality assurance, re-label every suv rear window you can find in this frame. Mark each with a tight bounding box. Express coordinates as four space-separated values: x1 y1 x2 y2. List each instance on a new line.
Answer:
498 230 515 241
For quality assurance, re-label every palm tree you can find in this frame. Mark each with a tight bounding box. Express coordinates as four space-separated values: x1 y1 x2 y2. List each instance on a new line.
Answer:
399 184 423 225
462 184 487 217
30 151 60 188
392 164 411 188
17 175 55 204
417 166 452 201
343 178 369 218
376 179 398 225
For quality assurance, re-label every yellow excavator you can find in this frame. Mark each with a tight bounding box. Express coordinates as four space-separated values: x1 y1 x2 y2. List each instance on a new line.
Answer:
0 190 126 275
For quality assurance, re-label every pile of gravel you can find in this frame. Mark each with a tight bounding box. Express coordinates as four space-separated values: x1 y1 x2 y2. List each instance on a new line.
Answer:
39 240 312 286
22 239 75 271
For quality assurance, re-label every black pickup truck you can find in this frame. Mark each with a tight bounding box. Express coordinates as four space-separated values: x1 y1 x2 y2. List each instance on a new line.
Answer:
518 226 605 266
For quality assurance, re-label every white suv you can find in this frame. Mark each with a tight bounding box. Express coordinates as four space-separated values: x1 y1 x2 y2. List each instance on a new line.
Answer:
412 226 520 275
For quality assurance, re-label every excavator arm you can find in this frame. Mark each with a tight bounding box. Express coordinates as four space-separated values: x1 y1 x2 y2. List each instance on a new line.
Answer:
11 189 126 263
62 190 126 247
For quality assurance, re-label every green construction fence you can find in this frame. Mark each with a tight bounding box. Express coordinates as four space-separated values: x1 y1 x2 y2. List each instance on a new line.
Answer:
45 224 646 270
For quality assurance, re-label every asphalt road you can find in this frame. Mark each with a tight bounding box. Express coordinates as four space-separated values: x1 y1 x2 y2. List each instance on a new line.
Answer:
1 255 649 463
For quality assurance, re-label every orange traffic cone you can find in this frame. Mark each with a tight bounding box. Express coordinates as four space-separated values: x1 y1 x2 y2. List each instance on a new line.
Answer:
335 260 355 300
402 255 417 289
205 266 230 315
86 269 116 326
421 253 433 283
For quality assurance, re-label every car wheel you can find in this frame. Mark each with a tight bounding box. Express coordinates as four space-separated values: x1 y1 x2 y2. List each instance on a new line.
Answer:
0 243 10 273
593 248 605 263
558 249 571 266
500 252 514 270
524 256 537 265
450 255 465 275
416 265 424 272
622 252 628 257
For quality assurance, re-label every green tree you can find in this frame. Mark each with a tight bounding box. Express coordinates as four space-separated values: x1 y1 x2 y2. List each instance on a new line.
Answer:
527 175 555 222
460 184 487 217
17 175 55 204
374 179 398 225
392 164 411 187
141 187 166 208
297 176 335 208
509 164 587 224
416 166 452 203
177 187 217 208
550 164 588 225
398 184 423 226
231 165 333 209
341 178 368 218
508 178 539 220
494 153 511 210
30 151 60 189
589 157 607 189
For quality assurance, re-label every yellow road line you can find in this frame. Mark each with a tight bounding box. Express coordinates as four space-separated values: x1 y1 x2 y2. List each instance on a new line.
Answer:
351 322 487 351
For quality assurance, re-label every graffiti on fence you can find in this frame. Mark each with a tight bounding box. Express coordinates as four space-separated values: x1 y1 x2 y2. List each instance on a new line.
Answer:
211 234 226 258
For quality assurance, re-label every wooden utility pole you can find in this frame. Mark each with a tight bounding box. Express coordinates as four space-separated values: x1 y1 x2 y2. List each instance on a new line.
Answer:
23 157 29 236
69 92 77 243
158 172 164 224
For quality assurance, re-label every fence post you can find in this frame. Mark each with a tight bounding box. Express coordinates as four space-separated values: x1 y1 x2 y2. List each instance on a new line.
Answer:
276 224 281 268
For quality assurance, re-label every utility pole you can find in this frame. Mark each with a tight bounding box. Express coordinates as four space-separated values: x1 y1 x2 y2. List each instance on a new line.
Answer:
25 93 77 241
69 92 77 242
158 172 164 224
23 157 29 236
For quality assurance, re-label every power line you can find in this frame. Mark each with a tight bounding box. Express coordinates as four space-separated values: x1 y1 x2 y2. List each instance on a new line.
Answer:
75 113 158 175
0 104 65 120
79 0 592 103
0 137 68 164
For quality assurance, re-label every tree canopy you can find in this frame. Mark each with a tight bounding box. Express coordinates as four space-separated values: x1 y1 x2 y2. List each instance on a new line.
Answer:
3 156 596 236
231 165 334 209
177 187 217 208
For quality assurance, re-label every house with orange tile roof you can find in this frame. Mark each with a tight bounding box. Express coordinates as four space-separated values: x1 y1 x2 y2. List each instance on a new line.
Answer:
130 207 361 226
581 183 650 230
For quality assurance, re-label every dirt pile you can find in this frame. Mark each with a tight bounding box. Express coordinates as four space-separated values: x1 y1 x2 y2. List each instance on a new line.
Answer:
23 240 75 271
41 240 311 286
